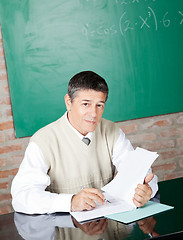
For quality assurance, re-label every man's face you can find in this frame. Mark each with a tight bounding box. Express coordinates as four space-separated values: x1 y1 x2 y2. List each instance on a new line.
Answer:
65 89 106 136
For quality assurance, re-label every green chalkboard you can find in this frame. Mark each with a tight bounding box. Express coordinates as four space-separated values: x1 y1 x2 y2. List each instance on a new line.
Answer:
0 0 183 137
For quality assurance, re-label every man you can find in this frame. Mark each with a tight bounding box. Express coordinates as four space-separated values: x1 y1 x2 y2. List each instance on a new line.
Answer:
11 71 158 214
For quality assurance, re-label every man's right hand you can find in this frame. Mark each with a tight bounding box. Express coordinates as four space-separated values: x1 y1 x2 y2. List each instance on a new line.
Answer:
70 188 105 212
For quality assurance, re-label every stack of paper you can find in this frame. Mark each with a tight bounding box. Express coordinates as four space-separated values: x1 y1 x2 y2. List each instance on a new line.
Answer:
70 192 134 223
70 147 159 222
102 147 159 207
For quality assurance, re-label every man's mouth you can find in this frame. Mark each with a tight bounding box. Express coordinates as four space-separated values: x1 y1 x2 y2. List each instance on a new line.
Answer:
85 119 96 124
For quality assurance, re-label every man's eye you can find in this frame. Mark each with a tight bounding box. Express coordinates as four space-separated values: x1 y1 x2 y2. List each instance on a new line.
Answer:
83 103 88 106
97 104 104 108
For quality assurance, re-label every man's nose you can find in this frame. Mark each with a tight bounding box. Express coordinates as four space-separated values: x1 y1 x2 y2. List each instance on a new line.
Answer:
90 106 97 118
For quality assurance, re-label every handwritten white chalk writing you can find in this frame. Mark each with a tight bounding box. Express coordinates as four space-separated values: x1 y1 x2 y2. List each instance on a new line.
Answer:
118 7 182 37
179 11 183 24
82 24 117 40
115 0 156 5
82 6 183 39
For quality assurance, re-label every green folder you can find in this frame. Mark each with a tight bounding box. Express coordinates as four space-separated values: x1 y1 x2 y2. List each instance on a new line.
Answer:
105 201 174 224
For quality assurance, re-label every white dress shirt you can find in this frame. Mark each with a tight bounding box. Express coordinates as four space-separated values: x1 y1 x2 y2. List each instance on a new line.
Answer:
11 113 158 214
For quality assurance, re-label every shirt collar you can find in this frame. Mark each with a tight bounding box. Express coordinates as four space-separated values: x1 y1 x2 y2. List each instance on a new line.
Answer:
64 112 93 141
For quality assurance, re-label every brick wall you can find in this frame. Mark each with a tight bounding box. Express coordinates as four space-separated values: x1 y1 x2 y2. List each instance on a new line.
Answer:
0 27 183 215
116 114 183 181
0 27 30 214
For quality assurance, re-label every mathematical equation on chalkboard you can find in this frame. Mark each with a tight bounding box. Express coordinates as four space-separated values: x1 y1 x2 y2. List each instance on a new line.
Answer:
115 0 156 5
81 0 157 6
82 6 183 39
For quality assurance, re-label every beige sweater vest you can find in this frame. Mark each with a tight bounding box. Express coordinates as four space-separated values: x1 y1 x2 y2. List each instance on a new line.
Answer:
30 115 119 194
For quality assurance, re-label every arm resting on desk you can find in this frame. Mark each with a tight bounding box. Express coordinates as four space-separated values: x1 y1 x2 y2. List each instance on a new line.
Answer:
11 142 73 214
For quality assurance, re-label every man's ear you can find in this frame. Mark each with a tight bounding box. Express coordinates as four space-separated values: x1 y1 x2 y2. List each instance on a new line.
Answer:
65 94 72 111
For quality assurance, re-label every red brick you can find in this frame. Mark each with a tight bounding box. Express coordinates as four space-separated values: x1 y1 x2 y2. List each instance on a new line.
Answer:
7 132 16 141
150 119 172 128
1 154 24 168
160 150 183 160
6 109 13 117
0 48 4 57
0 155 23 168
177 138 183 147
4 84 10 94
0 159 7 167
0 72 7 80
179 159 183 168
0 60 6 70
176 115 183 124
163 172 183 181
0 182 8 189
0 203 13 215
120 124 138 134
141 140 175 151
0 96 11 104
9 154 24 165
152 163 176 173
0 132 5 142
128 133 156 143
159 127 183 138
0 143 24 154
0 168 19 178
0 121 14 130
0 194 11 201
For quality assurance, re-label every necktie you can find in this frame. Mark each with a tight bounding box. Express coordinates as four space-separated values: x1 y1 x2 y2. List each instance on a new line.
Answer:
82 137 91 145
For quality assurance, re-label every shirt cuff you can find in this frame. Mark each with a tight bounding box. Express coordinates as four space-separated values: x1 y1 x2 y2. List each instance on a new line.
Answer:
49 194 74 213
149 175 159 198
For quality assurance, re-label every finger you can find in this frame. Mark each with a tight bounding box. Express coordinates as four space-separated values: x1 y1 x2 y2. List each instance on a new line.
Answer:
100 219 108 232
134 187 149 204
78 196 95 211
136 184 152 197
83 188 105 200
137 217 153 226
133 198 143 208
137 219 147 226
134 193 145 206
136 186 151 197
98 219 108 231
90 219 108 234
83 190 105 205
95 219 108 229
95 220 108 234
71 188 105 211
135 186 151 200
144 173 154 184
84 197 96 208
134 186 152 207
84 202 95 211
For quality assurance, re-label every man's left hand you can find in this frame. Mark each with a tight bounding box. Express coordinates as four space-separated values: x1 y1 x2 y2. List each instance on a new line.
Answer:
133 173 154 207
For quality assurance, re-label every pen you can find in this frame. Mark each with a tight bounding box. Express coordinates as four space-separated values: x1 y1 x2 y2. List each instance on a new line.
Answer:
104 199 111 204
148 233 153 238
81 187 111 203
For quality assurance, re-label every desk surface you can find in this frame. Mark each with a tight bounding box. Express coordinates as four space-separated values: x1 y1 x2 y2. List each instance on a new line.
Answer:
0 178 182 240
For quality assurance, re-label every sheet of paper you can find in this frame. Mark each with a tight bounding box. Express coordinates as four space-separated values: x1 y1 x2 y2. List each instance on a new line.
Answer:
70 192 134 223
105 201 174 224
70 147 159 223
102 147 159 207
